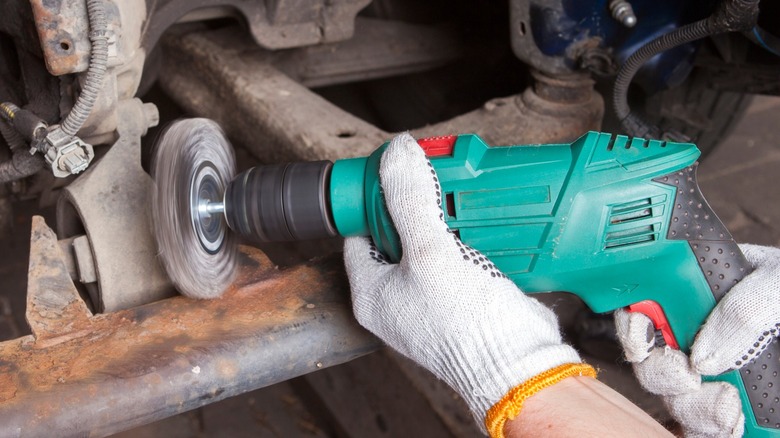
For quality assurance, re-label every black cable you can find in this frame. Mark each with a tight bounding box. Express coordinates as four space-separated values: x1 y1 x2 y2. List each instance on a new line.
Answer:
613 19 711 139
613 0 761 139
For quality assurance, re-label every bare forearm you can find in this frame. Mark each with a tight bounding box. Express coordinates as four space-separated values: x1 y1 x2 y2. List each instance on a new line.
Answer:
505 377 673 438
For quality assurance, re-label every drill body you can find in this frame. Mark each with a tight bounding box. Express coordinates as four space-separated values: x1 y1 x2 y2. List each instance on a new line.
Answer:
225 132 778 436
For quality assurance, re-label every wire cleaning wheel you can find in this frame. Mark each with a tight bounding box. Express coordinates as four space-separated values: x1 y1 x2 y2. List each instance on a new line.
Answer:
151 118 237 298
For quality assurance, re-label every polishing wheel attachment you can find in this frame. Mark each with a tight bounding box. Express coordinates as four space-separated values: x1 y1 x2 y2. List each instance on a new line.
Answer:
151 118 237 299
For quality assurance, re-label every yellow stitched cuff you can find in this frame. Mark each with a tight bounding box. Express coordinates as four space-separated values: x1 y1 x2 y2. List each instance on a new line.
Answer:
484 363 597 438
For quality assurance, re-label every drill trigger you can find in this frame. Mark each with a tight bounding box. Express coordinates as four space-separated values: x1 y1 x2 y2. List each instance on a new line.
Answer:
627 300 680 349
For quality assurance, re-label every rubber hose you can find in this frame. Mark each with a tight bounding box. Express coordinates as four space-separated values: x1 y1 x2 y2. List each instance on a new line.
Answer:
612 19 711 138
0 119 25 151
0 149 44 183
60 0 108 137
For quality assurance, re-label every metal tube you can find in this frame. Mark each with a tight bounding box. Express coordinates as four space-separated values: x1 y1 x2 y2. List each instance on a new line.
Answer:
1 217 379 436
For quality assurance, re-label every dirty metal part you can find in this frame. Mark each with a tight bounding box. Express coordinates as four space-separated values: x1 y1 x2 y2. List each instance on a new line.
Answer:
509 0 575 76
160 28 386 163
57 235 79 280
0 7 62 129
28 0 149 146
0 216 379 436
413 69 603 144
143 0 370 54
28 0 111 76
160 26 603 163
72 235 97 284
609 0 638 28
56 98 167 312
270 18 463 88
25 216 94 343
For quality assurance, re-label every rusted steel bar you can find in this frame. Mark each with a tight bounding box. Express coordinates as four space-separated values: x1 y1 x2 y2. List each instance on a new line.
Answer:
0 217 379 437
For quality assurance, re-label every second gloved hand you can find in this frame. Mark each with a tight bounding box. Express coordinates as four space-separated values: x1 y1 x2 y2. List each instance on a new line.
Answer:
616 244 780 437
344 133 589 435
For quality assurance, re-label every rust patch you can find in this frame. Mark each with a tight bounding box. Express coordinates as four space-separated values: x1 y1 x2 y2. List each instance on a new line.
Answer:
29 0 89 75
26 217 92 342
0 363 19 402
0 241 374 434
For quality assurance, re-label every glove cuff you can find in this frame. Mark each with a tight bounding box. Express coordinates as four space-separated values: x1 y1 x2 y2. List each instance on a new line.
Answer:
484 363 598 438
448 342 583 432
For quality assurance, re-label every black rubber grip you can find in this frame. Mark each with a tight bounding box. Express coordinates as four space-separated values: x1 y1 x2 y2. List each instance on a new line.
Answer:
224 161 338 242
655 163 780 429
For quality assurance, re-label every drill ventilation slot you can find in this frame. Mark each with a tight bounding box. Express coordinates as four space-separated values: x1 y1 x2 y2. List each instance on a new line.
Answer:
604 197 665 249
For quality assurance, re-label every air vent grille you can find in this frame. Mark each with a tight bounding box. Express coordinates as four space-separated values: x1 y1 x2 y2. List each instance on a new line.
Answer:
604 197 666 249
606 135 667 151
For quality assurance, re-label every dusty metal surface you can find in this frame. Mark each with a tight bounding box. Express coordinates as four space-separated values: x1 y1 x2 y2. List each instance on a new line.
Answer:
56 98 167 312
412 70 603 145
142 0 370 53
29 0 100 76
160 25 603 165
160 27 387 163
27 0 150 146
270 18 464 88
0 216 379 437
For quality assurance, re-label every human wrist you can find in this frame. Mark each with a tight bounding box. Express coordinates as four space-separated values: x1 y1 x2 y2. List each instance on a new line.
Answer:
503 375 674 438
485 363 598 438
438 339 583 432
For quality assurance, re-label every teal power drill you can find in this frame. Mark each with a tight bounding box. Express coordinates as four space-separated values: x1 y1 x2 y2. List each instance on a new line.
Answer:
220 131 778 436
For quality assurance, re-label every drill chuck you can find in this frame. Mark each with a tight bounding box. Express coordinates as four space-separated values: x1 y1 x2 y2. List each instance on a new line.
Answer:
223 161 339 242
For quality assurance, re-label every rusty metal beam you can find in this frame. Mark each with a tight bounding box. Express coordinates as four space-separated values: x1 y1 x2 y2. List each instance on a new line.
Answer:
0 217 379 437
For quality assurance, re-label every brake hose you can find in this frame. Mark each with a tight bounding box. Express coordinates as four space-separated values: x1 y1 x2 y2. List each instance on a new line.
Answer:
613 0 761 139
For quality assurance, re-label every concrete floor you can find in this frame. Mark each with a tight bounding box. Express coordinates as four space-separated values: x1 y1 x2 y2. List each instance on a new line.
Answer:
0 95 778 436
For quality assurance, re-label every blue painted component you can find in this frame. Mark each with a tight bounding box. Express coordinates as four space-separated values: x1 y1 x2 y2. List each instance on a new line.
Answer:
530 0 718 92
751 27 780 56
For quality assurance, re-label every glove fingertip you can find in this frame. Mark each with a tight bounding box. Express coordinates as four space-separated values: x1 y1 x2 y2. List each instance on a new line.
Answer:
615 309 655 363
691 357 720 376
690 340 727 375
378 133 451 256
380 133 426 186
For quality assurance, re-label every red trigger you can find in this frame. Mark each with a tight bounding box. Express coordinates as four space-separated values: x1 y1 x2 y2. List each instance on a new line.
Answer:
627 300 680 350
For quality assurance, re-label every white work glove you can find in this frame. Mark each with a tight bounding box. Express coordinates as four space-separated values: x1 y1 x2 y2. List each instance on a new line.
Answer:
344 133 585 434
616 244 780 437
